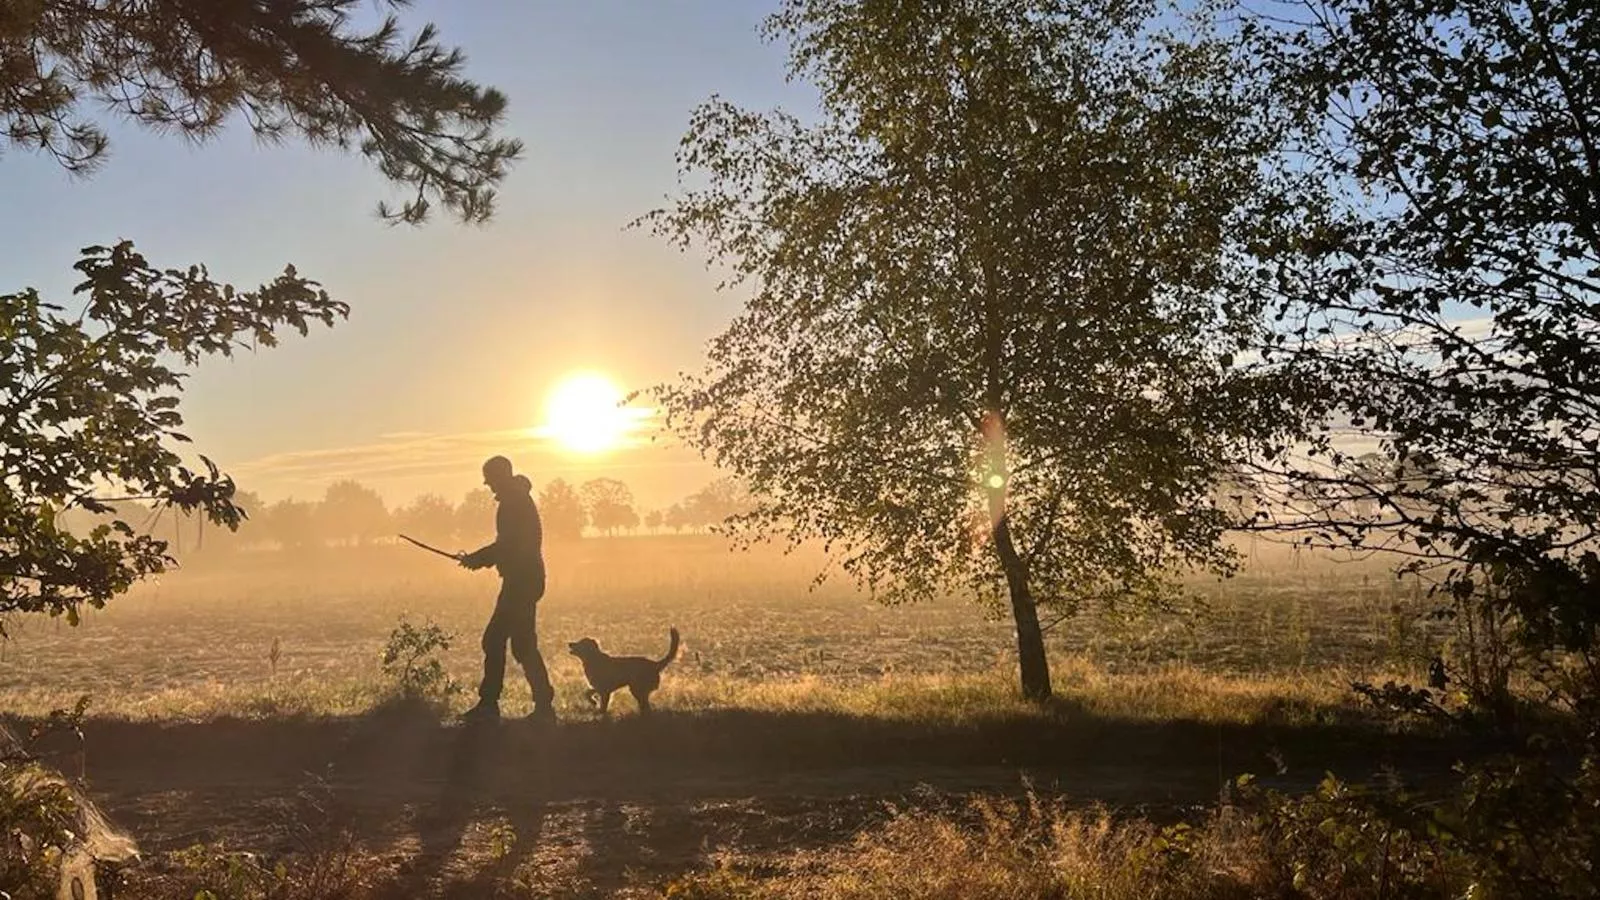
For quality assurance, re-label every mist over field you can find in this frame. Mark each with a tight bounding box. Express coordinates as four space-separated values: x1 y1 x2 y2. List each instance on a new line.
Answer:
1 534 1425 719
4 526 1477 898
5 0 1597 897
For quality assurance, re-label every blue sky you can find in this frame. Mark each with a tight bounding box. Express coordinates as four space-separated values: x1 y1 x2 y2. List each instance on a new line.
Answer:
0 1 817 509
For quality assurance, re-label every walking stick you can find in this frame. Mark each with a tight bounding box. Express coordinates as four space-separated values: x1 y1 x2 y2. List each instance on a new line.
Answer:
398 533 465 562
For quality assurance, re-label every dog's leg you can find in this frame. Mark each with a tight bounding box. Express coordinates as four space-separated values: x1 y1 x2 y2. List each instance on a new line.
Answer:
597 690 612 715
586 689 601 709
630 685 652 716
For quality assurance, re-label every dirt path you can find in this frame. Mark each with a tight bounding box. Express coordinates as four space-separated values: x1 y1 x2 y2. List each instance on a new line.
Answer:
21 705 1465 897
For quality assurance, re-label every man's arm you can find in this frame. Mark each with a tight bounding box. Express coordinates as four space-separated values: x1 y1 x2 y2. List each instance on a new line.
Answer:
459 542 496 570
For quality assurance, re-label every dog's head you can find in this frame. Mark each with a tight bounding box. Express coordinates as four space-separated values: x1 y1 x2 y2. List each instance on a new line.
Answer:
567 637 602 660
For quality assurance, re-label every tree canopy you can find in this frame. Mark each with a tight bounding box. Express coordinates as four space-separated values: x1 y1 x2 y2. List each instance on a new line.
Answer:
395 492 456 546
455 488 496 546
645 0 1286 698
319 479 390 546
2 2 517 627
1213 2 1600 887
0 0 522 223
538 478 586 542
1247 0 1600 677
580 478 638 536
0 243 345 628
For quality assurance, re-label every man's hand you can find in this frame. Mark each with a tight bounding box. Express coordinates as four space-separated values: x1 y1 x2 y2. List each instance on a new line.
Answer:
458 544 496 570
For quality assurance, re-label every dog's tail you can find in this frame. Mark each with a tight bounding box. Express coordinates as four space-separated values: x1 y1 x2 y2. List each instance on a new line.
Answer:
657 626 681 670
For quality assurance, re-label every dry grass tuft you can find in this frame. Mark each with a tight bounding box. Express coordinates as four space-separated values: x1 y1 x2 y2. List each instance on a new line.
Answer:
659 791 1275 900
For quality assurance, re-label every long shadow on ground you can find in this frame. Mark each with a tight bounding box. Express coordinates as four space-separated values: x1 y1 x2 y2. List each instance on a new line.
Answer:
6 701 1485 896
17 697 1478 821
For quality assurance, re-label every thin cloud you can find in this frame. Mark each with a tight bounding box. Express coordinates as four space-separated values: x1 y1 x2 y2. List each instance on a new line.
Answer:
223 424 714 503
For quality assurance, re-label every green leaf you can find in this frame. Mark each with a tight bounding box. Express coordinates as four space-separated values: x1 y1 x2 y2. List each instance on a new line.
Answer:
2 243 346 621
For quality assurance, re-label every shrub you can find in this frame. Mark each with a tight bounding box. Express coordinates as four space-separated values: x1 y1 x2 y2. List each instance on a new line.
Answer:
1 697 138 900
378 618 459 708
1237 738 1600 900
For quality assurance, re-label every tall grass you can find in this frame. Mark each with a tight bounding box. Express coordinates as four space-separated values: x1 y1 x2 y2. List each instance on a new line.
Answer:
659 791 1275 900
0 657 1386 729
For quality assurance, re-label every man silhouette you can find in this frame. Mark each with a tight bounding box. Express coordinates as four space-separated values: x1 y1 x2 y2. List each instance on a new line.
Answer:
459 455 555 723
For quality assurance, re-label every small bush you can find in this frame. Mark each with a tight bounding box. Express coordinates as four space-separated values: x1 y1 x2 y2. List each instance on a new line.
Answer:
1 696 136 900
166 841 366 900
378 617 459 708
157 780 366 900
0 757 80 899
662 863 765 900
1243 745 1600 900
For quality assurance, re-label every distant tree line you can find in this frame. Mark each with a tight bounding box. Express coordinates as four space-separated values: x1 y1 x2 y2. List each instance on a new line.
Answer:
55 476 756 555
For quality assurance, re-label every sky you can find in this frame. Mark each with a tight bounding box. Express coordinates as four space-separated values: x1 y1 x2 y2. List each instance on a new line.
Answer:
0 1 819 511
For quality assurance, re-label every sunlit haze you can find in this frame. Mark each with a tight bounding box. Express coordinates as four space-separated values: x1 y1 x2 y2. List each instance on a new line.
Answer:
0 1 817 511
2 0 1570 893
534 371 652 455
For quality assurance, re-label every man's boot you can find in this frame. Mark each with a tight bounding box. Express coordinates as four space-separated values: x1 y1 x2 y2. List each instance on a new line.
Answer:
462 700 500 723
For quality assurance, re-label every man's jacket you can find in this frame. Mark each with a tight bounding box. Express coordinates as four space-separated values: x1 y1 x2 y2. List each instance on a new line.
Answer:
463 476 545 587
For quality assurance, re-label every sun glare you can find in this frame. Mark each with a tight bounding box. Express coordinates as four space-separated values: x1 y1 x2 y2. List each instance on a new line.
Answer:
537 372 645 455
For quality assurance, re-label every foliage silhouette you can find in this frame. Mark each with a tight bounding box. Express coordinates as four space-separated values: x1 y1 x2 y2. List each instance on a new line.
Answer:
0 0 521 224
2 1 514 626
0 243 345 626
580 478 638 536
1231 1 1600 895
537 478 586 542
1244 0 1600 728
318 480 390 548
642 0 1287 698
394 493 458 547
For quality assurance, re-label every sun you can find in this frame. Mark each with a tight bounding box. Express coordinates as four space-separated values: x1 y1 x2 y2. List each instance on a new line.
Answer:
537 372 641 455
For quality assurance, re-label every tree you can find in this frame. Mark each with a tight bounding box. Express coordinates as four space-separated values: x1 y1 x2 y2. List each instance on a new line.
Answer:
395 493 457 546
664 503 690 534
258 498 324 552
318 480 389 547
1229 4 1600 890
644 509 664 533
1248 0 1600 697
685 478 755 533
232 490 266 529
538 478 586 542
0 245 343 626
1 4 515 625
0 0 521 223
189 488 267 555
643 0 1281 699
580 478 638 537
455 489 496 546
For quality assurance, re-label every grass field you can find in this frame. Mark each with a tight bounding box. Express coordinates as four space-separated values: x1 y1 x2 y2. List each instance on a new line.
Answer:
0 535 1465 898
